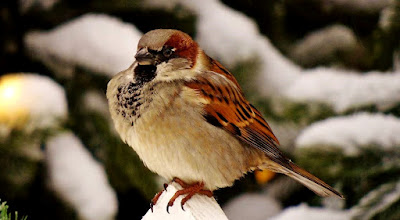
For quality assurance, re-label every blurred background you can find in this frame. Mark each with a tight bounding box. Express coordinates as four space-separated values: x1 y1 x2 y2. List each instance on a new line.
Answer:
0 0 400 219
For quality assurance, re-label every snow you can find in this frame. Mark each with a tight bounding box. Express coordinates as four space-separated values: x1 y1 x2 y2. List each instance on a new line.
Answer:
351 181 400 219
258 40 303 95
290 25 357 66
25 14 142 77
0 73 67 131
181 0 260 67
296 113 400 155
45 132 118 220
223 193 281 220
270 203 350 220
286 69 400 112
142 182 228 220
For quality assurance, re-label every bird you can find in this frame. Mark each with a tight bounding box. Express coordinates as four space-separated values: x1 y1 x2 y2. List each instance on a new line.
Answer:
106 29 344 212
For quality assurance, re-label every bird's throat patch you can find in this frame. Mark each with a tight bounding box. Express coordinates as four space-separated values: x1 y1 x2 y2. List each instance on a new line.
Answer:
134 64 157 87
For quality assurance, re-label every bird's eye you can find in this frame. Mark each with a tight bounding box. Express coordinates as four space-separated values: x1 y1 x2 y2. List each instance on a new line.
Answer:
162 47 174 58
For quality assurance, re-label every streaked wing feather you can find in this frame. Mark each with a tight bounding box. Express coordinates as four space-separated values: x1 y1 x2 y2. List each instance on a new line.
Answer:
184 70 291 169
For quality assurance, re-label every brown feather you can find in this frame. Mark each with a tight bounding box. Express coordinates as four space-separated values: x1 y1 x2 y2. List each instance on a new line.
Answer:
185 66 288 168
287 162 344 198
165 32 199 67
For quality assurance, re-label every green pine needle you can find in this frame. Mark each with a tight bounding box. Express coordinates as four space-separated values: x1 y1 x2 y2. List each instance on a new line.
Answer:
0 200 27 220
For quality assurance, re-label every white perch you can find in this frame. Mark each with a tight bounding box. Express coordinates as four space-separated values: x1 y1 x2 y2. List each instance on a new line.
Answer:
142 182 228 220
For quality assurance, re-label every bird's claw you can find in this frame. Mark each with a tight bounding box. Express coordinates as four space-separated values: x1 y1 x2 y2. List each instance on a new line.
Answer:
166 203 172 214
163 183 168 191
150 183 169 212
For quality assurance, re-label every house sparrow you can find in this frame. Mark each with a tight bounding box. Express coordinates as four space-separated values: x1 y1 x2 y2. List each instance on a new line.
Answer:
107 29 344 211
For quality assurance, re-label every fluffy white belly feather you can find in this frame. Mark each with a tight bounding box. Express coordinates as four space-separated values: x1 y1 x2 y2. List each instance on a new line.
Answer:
115 100 263 190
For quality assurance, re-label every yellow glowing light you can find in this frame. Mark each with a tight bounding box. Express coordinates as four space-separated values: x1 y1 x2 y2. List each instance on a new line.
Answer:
255 170 276 185
0 74 28 128
0 75 22 105
0 80 18 101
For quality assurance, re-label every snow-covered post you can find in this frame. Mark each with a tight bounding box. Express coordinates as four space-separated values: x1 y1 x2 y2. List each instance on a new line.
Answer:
142 182 228 220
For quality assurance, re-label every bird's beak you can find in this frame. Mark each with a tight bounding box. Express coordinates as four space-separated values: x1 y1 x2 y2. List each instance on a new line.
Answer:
135 48 155 65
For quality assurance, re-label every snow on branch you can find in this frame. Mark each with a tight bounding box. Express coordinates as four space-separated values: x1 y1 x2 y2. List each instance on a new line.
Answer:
46 132 118 220
142 182 228 220
290 25 357 67
285 69 400 113
296 112 400 155
25 14 142 77
270 203 351 220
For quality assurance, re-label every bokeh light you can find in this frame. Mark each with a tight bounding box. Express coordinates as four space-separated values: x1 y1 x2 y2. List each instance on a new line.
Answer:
0 75 28 128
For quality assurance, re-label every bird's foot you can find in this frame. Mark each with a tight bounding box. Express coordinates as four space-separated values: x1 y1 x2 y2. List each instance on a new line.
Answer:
150 183 168 212
166 178 213 213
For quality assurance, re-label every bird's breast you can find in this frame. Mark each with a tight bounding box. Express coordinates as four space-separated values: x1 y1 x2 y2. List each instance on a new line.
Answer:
109 77 185 144
114 81 144 124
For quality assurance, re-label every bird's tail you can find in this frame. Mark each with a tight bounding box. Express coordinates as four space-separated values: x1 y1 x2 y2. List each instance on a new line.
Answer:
268 161 344 199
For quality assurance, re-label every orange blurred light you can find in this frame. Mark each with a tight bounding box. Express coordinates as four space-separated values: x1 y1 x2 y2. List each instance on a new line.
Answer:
255 170 276 185
0 75 28 127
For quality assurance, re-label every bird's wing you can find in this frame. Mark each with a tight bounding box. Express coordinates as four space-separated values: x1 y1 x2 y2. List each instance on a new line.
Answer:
184 70 289 168
184 63 344 199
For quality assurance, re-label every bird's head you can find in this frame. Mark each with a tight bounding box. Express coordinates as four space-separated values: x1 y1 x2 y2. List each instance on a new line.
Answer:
134 29 201 82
